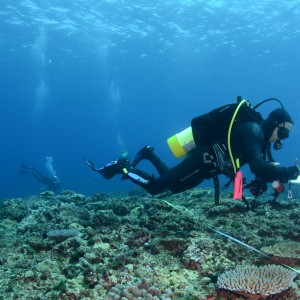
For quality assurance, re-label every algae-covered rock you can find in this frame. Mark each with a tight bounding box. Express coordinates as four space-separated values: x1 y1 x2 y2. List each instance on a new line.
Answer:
0 218 17 229
105 278 173 300
37 259 60 274
0 199 28 222
57 190 86 202
40 191 56 198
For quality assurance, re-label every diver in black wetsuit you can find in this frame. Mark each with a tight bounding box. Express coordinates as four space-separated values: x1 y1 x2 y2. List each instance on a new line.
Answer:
85 104 299 197
20 164 62 194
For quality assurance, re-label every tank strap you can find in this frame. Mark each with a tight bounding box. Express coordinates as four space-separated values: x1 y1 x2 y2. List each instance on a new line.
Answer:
212 143 233 172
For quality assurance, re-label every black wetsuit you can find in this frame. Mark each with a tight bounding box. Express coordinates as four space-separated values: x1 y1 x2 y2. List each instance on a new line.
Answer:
127 121 299 195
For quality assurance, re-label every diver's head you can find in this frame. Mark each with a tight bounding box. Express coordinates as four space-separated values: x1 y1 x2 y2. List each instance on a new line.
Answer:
263 108 293 150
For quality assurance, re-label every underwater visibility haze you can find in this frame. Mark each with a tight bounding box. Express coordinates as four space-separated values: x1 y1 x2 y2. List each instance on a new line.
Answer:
2 2 300 300
1 0 300 198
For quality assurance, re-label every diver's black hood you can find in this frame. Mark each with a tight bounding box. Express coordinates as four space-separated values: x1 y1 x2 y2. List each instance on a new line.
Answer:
262 108 293 143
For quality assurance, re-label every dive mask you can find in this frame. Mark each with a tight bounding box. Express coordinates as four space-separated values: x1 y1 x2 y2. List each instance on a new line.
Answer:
273 126 290 150
277 126 289 140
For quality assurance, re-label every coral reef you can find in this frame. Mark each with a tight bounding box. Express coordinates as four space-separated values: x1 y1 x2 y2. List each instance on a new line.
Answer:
47 228 79 242
262 241 300 266
0 188 300 299
217 264 297 299
105 278 172 299
218 286 298 300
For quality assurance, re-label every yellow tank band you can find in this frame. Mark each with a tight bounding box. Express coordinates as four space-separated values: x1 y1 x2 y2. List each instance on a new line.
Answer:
167 135 187 158
122 168 128 175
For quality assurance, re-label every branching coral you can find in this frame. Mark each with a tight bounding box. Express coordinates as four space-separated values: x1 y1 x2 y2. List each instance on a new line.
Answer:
217 264 297 299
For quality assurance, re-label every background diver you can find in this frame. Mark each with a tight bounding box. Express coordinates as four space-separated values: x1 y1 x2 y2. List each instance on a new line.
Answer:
20 162 62 194
86 98 299 200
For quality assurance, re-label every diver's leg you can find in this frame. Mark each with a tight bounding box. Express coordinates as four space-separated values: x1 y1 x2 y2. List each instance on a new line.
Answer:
20 164 35 175
147 152 169 175
20 163 32 171
86 156 167 195
86 146 214 195
150 147 215 194
91 157 132 179
121 166 164 194
19 165 44 182
131 145 169 175
86 149 214 196
30 168 49 184
126 148 211 195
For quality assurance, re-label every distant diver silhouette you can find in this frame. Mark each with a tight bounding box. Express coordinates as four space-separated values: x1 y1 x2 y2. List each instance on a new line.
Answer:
20 163 62 194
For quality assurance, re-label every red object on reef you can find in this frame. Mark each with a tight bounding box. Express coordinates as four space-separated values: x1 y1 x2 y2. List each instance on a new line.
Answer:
233 171 243 200
272 180 284 193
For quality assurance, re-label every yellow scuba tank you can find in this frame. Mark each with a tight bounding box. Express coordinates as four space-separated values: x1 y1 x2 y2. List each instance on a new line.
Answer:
167 126 196 158
167 98 251 159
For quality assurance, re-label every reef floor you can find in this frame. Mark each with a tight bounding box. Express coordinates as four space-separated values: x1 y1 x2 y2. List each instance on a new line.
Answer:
0 188 300 299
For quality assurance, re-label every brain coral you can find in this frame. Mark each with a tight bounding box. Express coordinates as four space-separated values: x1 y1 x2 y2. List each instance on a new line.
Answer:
217 264 297 299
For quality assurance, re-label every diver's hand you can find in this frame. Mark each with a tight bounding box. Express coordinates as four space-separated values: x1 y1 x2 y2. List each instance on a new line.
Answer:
289 175 300 184
85 158 97 171
247 178 267 197
287 166 299 180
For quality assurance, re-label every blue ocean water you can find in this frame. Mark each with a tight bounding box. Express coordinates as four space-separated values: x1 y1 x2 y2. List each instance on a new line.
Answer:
1 0 300 199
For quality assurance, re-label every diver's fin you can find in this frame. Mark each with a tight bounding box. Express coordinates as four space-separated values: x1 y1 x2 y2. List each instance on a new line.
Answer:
85 158 97 171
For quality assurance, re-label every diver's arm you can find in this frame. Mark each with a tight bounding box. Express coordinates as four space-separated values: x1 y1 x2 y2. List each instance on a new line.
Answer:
242 123 299 182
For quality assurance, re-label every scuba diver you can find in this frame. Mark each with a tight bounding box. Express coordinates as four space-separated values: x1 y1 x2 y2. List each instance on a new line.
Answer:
20 163 62 194
85 97 299 201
